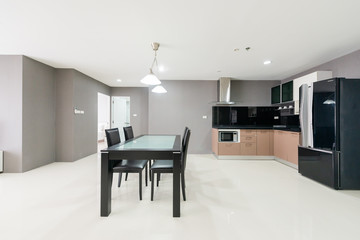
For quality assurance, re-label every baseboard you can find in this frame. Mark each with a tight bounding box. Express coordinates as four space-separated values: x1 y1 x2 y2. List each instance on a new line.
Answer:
216 155 275 160
274 157 298 169
214 154 298 170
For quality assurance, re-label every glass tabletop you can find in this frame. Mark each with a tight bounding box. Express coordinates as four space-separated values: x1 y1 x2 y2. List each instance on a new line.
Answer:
117 135 177 150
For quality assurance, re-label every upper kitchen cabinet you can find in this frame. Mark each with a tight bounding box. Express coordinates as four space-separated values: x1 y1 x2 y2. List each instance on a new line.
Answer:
292 71 332 114
271 85 281 104
281 81 293 103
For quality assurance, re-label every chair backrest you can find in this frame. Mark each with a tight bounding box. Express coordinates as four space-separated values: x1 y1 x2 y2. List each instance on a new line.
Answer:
105 128 121 147
123 126 134 141
181 129 191 171
182 126 189 147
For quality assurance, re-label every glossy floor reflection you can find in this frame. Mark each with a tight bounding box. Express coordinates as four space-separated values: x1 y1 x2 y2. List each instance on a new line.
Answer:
1 154 360 240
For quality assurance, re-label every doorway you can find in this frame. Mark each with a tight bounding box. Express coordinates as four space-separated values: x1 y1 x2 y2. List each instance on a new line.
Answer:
97 92 110 151
112 96 130 142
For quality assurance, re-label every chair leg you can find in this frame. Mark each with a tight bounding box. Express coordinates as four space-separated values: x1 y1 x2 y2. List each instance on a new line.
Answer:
151 171 155 201
145 164 148 187
139 172 142 201
181 172 186 201
125 172 128 181
157 173 160 187
149 160 152 181
118 172 122 188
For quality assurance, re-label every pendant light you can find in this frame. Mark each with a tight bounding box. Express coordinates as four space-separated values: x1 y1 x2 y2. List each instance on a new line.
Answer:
152 85 167 93
140 42 162 85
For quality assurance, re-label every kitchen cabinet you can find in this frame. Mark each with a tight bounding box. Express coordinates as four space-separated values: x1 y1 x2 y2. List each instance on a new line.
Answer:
287 132 301 165
240 130 257 155
293 71 332 114
240 143 256 155
212 128 299 166
256 130 271 155
274 130 301 165
218 142 241 155
274 130 287 160
211 128 218 155
271 85 281 104
281 81 293 102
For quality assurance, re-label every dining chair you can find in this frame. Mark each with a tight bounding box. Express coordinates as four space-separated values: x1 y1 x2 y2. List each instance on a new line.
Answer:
105 128 148 200
123 126 134 141
150 129 191 201
156 126 189 182
124 126 153 181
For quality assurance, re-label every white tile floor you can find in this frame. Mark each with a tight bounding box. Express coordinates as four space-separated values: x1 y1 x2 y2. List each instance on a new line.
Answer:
1 154 360 240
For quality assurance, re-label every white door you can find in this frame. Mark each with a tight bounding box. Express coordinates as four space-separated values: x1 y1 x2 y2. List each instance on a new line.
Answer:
112 96 130 142
97 92 110 142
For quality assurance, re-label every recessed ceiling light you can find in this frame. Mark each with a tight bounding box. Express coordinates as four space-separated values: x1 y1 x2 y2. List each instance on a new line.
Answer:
117 79 122 82
264 60 272 65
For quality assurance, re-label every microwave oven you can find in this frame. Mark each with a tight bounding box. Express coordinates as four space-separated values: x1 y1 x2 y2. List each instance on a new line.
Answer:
218 129 240 142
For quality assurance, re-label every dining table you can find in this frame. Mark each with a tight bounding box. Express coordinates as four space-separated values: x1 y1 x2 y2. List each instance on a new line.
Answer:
100 134 182 217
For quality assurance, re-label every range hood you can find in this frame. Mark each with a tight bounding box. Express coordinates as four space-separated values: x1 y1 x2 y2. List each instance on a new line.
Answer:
216 77 235 105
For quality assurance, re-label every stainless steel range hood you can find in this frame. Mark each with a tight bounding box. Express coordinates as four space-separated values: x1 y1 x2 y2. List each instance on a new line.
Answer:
216 77 235 105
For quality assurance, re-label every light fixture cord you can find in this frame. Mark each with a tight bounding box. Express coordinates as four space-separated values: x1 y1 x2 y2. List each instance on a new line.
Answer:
150 50 158 70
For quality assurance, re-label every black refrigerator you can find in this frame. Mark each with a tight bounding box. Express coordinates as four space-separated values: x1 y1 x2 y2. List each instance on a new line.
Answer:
298 78 360 189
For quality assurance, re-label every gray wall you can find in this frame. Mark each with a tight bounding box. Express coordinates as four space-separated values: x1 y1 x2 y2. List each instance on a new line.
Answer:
230 80 281 106
111 87 149 136
55 69 110 162
0 56 23 172
22 56 56 172
55 69 74 162
149 80 217 154
73 70 110 160
283 49 360 83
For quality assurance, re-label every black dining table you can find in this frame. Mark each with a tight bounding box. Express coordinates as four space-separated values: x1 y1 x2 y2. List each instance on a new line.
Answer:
100 134 182 217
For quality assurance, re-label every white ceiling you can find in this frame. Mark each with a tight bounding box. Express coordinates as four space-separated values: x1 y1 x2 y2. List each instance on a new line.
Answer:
1 0 360 87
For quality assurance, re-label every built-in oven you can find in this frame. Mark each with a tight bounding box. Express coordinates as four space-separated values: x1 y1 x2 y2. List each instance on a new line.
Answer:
218 129 240 142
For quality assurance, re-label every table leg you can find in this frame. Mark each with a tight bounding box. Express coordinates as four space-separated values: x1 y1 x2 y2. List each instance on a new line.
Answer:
173 152 181 217
101 152 112 216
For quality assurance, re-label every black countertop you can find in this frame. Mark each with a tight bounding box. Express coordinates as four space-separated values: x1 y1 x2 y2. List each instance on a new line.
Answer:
213 125 301 132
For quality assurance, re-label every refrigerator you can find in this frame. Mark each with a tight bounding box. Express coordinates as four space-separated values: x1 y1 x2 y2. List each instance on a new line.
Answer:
298 78 360 189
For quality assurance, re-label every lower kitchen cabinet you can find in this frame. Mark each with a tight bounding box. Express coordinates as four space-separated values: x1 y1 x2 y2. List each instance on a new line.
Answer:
287 132 301 165
274 130 301 165
212 128 300 166
218 142 241 155
256 130 272 155
240 142 256 155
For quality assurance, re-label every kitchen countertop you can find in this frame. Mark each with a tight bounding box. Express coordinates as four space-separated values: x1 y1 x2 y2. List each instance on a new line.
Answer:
213 125 301 132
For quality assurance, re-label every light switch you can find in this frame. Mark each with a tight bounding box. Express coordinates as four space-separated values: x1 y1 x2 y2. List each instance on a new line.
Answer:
202 115 207 119
133 114 138 117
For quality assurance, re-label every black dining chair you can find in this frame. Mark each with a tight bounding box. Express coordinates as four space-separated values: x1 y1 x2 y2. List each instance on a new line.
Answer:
105 128 148 200
156 126 189 183
123 126 134 141
150 129 191 201
124 126 153 181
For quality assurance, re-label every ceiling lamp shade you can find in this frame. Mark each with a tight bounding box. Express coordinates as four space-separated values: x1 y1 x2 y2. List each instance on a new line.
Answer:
141 42 162 86
140 68 161 85
152 85 167 93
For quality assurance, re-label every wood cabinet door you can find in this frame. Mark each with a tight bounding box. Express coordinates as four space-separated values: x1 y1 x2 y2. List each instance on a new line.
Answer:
211 128 219 155
240 135 257 143
278 131 288 160
240 142 257 155
240 129 256 136
269 130 274 155
256 130 270 155
274 130 280 158
218 142 241 155
287 132 300 165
